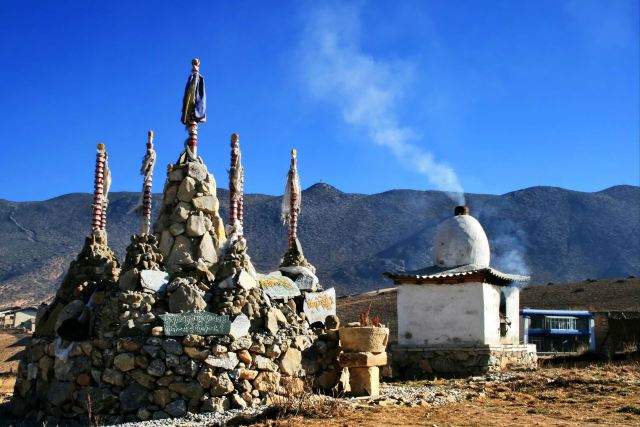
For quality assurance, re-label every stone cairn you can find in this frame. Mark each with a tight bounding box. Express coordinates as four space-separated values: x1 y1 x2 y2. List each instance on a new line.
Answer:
10 60 344 424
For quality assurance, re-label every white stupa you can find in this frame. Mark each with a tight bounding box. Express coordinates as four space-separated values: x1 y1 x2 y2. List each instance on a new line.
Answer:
384 206 536 376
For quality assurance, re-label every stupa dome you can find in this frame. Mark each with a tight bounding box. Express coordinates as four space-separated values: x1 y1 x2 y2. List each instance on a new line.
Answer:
432 206 490 268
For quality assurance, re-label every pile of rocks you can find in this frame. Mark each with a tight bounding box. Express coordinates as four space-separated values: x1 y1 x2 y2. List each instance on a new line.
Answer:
155 160 226 277
34 234 121 340
11 324 331 424
279 238 315 274
11 126 353 424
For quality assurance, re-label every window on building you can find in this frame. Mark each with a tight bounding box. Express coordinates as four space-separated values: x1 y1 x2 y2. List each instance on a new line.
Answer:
544 316 577 330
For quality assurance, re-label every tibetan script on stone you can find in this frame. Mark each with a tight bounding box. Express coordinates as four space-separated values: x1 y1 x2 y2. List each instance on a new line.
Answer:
303 288 336 324
160 312 231 336
258 273 301 299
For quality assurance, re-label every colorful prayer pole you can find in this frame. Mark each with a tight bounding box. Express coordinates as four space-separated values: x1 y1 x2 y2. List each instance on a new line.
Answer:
181 58 206 159
140 130 156 235
100 151 111 231
92 143 106 233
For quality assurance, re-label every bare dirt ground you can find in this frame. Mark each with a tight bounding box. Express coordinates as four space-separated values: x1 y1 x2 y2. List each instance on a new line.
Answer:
253 359 640 427
0 329 638 426
0 330 30 405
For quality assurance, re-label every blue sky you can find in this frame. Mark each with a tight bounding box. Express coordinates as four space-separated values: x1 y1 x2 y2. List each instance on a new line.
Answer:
0 0 638 202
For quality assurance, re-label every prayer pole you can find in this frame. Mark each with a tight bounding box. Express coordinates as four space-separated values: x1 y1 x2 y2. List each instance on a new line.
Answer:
92 143 106 234
140 130 157 235
181 58 206 161
100 151 111 231
288 149 299 249
229 133 244 232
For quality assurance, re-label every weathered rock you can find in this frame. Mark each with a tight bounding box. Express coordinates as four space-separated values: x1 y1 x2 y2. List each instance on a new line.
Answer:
198 232 217 264
165 399 187 417
201 396 229 413
167 235 194 265
140 269 170 293
159 231 175 258
338 351 388 368
229 314 251 339
47 380 75 406
170 222 185 236
237 349 252 364
77 387 118 413
162 339 184 355
184 346 210 360
177 176 197 202
230 393 247 409
113 353 135 372
119 269 139 291
153 388 172 408
169 381 204 400
187 162 208 182
237 368 258 381
119 383 149 413
279 348 302 376
253 371 281 393
196 367 214 388
192 195 219 214
137 407 152 421
254 355 278 372
102 368 124 386
210 373 234 396
130 369 156 389
169 285 206 313
204 352 238 370
186 213 207 237
147 359 166 377
237 270 257 290
169 168 185 182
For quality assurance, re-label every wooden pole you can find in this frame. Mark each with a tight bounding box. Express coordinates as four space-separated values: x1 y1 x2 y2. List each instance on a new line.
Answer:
92 143 106 234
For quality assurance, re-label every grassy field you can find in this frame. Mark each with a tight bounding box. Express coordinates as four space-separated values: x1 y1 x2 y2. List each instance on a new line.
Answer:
1 330 638 426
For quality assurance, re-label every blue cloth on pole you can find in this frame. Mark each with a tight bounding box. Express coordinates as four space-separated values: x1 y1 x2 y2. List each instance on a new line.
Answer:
181 72 206 124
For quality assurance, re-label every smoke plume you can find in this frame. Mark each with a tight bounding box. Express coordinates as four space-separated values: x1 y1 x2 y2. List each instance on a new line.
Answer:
298 3 465 205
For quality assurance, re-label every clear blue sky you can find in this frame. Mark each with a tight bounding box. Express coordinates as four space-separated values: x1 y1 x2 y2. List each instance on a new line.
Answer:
0 0 638 202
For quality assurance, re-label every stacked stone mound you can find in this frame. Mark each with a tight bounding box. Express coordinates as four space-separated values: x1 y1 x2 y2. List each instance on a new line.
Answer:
112 234 168 337
155 160 226 279
280 237 316 274
10 153 344 423
34 234 120 340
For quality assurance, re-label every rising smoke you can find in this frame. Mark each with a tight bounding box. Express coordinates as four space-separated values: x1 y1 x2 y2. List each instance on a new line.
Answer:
298 3 465 205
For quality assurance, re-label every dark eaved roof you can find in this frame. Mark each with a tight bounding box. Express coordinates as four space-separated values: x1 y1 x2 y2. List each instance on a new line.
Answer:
521 277 640 312
384 264 530 286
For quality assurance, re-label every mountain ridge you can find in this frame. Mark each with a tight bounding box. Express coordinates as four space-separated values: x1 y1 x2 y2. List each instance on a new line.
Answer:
0 184 638 310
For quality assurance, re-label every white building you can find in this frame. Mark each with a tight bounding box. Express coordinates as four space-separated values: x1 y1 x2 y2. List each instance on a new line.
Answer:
385 206 537 377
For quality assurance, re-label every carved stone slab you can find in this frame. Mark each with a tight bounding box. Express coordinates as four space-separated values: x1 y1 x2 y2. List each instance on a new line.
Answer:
140 269 170 293
303 288 336 324
258 273 301 299
160 312 230 336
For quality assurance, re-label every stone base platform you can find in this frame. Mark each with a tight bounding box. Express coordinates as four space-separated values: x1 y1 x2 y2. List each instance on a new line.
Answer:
389 344 537 379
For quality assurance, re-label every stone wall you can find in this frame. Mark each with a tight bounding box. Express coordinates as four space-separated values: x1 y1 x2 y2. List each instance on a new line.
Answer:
11 327 341 423
389 344 537 379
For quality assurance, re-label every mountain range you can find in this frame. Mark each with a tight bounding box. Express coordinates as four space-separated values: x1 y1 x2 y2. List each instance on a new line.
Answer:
0 184 638 310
